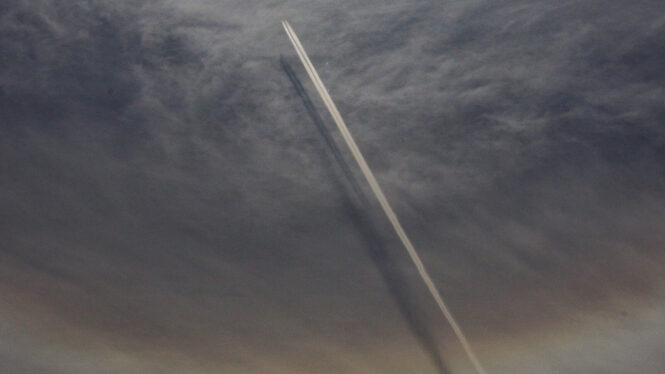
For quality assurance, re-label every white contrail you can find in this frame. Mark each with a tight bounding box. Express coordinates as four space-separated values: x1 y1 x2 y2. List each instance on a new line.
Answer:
282 21 489 374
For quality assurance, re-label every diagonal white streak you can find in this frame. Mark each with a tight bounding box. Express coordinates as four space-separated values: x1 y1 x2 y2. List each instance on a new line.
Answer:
282 21 488 374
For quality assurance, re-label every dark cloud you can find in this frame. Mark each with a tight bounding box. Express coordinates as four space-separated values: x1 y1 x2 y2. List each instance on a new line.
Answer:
1 0 664 373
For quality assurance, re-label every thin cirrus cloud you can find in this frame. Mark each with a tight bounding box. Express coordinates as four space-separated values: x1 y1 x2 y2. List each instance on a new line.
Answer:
1 0 664 373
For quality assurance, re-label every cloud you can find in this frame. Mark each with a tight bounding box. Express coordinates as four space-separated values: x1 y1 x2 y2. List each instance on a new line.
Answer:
1 0 664 373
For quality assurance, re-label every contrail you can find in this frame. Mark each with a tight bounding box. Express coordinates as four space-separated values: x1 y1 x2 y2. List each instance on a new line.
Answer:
282 21 489 374
281 57 451 374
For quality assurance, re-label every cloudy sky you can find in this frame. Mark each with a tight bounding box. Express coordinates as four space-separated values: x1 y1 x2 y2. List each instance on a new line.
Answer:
2 0 665 373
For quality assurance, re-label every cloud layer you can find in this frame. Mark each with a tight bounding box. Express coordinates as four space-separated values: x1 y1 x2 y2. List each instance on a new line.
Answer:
1 1 664 373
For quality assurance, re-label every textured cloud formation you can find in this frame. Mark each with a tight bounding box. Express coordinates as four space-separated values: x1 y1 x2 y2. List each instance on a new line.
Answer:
1 1 665 373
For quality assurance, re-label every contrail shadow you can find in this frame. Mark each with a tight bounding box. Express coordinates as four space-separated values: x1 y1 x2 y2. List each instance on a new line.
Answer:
281 57 451 374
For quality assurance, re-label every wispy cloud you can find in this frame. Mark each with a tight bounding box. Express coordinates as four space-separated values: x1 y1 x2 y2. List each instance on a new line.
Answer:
1 1 664 373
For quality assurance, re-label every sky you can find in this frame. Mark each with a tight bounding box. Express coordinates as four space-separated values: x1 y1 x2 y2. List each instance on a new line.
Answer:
1 0 665 373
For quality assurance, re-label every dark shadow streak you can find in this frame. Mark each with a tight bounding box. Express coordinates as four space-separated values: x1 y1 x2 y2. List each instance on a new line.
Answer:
281 57 450 374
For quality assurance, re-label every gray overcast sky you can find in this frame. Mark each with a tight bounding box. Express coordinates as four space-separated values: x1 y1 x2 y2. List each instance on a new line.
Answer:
1 1 665 373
